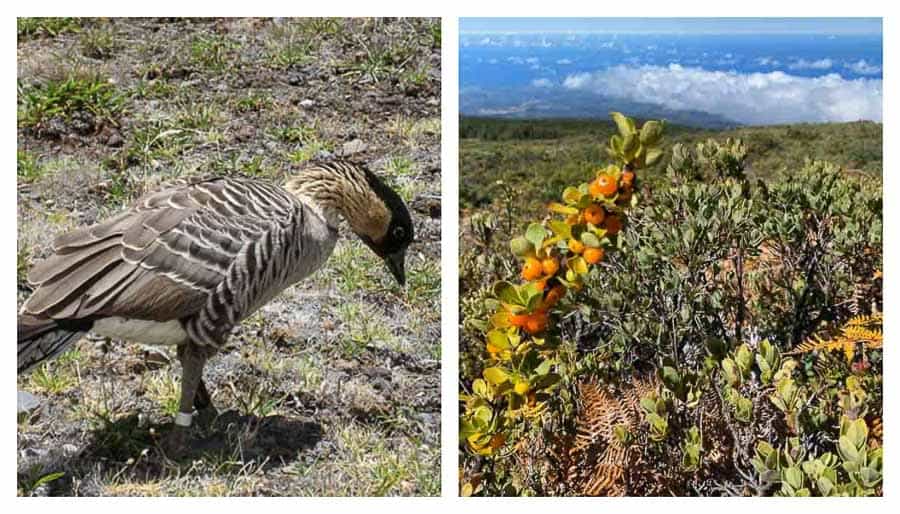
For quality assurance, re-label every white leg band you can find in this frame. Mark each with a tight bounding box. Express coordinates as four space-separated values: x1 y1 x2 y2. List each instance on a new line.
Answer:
174 411 194 427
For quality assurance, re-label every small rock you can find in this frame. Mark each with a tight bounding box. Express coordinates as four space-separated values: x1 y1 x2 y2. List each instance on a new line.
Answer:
106 131 124 147
377 95 402 106
341 139 368 156
299 99 315 108
235 126 256 142
287 73 303 86
17 390 41 415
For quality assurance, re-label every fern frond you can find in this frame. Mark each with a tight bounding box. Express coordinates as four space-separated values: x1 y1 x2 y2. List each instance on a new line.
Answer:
789 314 883 363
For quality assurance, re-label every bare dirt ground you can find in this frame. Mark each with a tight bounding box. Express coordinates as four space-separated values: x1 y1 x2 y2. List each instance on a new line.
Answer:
16 17 441 496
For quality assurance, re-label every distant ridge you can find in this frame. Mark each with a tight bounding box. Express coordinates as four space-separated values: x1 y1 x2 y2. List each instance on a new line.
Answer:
460 87 741 130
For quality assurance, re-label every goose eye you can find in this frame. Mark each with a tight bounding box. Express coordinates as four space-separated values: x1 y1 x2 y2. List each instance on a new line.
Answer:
392 226 406 240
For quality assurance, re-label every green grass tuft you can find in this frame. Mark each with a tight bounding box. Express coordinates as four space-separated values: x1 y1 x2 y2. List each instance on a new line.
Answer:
17 17 80 40
17 150 43 182
18 75 124 133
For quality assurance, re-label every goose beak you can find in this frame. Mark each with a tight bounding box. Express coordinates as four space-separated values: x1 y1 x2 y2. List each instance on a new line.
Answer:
384 249 406 286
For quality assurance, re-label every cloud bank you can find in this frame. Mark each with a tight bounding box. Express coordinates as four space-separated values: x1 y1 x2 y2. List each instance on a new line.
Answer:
845 59 882 75
788 58 833 70
562 64 882 125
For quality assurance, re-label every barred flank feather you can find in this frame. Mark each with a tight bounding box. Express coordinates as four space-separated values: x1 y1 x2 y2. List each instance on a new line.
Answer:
17 314 91 373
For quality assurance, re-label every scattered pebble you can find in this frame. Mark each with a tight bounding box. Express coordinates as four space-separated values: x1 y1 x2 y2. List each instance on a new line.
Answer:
17 390 41 415
341 139 368 156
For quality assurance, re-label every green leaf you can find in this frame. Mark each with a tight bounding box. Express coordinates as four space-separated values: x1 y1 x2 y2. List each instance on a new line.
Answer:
487 330 511 350
640 397 658 414
580 231 602 248
548 220 572 239
525 223 547 249
735 344 753 375
645 148 664 167
661 366 683 393
510 236 532 257
838 436 860 463
639 120 663 146
784 466 805 490
483 367 509 385
32 472 65 490
610 111 635 138
493 281 522 306
521 281 545 307
817 476 835 496
472 378 489 397
562 187 582 205
622 132 639 161
569 256 589 275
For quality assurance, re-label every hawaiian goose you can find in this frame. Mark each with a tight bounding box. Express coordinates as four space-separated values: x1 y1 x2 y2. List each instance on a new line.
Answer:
17 160 413 454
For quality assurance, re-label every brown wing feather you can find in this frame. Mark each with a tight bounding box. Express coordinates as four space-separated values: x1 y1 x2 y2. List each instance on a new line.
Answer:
22 176 291 323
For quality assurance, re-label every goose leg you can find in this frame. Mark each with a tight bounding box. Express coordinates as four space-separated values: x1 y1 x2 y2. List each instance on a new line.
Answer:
162 343 208 457
193 378 218 428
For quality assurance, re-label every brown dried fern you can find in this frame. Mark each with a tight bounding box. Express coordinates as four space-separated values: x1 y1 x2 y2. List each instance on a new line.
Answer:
565 377 658 496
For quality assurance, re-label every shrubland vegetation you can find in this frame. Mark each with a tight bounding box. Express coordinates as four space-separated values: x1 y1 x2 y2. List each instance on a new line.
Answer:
459 114 882 496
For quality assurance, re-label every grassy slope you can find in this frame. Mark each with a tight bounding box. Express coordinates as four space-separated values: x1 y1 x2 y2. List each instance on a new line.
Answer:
17 17 441 497
460 117 882 217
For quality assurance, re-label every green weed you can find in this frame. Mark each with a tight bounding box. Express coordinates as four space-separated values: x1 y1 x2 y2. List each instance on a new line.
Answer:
18 75 124 134
17 150 43 182
17 17 80 40
79 26 117 59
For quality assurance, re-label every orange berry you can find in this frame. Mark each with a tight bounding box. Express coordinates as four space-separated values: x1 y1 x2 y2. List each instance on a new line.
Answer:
522 257 543 280
590 174 618 198
523 310 549 335
508 313 529 327
584 247 605 264
621 170 635 187
583 204 606 225
604 215 623 236
541 257 560 276
568 239 585 254
534 279 548 291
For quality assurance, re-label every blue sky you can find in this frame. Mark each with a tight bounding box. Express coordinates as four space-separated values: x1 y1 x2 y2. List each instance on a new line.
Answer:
460 17 883 35
459 18 883 125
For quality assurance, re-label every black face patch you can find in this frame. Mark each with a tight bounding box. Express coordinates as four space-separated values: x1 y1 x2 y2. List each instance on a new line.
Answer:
363 168 414 255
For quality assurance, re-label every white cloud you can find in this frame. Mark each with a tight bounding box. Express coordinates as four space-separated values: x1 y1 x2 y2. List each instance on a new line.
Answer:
788 58 833 70
562 64 882 125
845 59 882 75
755 56 780 67
531 78 553 88
556 58 573 65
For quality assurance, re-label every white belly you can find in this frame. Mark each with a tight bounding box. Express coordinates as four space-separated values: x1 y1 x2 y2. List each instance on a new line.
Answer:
92 317 189 346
